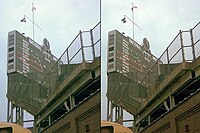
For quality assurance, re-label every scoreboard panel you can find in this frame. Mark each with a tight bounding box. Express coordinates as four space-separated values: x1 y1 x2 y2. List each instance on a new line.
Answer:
107 30 159 114
107 30 157 83
7 30 59 83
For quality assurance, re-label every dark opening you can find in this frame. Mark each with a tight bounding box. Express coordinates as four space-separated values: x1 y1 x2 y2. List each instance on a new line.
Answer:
85 125 90 132
74 78 100 105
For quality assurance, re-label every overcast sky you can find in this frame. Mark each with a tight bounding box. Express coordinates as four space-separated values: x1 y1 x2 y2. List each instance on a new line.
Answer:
0 0 100 122
101 0 200 122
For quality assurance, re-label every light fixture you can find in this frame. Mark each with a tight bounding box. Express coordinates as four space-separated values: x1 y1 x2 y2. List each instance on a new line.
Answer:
20 16 26 22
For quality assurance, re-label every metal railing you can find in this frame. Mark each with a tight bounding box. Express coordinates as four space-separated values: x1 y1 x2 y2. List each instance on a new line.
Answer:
39 22 100 99
137 22 200 106
7 22 101 114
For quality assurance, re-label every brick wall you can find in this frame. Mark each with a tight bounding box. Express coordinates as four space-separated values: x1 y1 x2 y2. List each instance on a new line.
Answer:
42 92 100 133
141 91 200 133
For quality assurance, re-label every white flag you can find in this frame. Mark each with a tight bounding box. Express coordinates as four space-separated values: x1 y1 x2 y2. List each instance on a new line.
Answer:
32 3 36 11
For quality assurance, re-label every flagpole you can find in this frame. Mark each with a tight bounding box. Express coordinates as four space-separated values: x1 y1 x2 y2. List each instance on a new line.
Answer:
131 3 137 40
21 3 42 40
32 3 35 42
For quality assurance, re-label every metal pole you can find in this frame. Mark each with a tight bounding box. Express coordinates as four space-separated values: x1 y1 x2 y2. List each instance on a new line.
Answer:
190 29 196 60
180 30 185 61
131 3 137 40
90 29 96 59
80 30 85 62
32 3 35 41
7 100 10 122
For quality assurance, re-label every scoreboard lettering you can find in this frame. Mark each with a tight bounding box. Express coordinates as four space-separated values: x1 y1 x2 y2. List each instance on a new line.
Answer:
107 30 157 82
7 30 59 83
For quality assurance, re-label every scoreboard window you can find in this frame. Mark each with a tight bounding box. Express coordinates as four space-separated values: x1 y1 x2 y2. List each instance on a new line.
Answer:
109 47 114 52
8 47 14 52
8 59 14 63
108 58 114 63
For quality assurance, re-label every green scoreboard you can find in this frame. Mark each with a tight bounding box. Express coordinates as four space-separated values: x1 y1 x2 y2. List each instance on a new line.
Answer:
107 30 158 113
107 30 157 83
7 30 59 83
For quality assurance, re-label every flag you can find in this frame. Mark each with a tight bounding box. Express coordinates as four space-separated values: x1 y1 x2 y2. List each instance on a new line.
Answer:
20 17 26 22
32 3 36 11
131 3 137 11
121 17 126 23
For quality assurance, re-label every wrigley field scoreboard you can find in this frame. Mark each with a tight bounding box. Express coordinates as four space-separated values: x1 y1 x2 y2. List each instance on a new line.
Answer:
7 30 59 83
107 30 158 113
107 30 157 83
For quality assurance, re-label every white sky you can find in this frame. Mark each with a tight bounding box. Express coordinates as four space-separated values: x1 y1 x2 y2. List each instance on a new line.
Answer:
101 0 200 122
0 0 100 122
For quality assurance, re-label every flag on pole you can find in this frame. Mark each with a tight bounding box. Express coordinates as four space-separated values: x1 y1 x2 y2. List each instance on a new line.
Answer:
32 3 36 11
131 3 137 11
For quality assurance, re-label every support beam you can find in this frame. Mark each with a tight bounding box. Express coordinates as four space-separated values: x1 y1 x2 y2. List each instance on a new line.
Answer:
170 95 175 109
135 67 192 124
7 100 24 126
164 100 170 111
107 100 124 124
148 115 151 126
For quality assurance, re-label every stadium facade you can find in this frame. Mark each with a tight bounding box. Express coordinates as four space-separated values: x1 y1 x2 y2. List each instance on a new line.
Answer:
107 22 200 133
7 22 101 133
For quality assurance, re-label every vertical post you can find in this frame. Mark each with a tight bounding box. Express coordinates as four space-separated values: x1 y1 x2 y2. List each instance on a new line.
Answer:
120 107 123 125
34 116 37 133
70 95 75 109
190 29 196 60
170 95 175 109
180 30 185 61
48 116 51 126
167 48 170 74
115 105 117 122
7 100 10 122
67 48 70 64
21 108 24 126
131 3 137 40
80 30 85 62
90 29 96 59
164 100 170 111
16 107 18 124
32 3 35 41
148 115 151 125
11 102 14 122
107 100 113 122
107 100 110 121
135 124 140 133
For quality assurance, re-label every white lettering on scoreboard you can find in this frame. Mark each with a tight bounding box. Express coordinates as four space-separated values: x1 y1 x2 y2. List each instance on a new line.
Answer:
121 39 130 77
22 39 30 75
